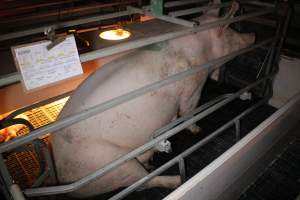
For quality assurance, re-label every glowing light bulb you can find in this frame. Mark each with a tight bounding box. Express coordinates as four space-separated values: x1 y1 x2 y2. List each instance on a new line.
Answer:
99 28 131 41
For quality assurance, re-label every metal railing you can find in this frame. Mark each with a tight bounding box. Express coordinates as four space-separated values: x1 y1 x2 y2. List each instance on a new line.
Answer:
0 38 275 154
0 1 286 200
0 2 274 87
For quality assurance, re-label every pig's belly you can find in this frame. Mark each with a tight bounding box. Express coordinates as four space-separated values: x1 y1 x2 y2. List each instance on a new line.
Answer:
52 91 178 193
53 139 151 196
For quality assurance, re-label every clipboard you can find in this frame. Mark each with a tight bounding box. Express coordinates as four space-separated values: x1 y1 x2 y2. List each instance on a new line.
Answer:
11 35 83 92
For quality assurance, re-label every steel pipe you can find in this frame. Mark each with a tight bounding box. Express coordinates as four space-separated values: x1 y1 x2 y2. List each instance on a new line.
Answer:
178 158 186 183
235 119 241 141
0 73 21 88
127 6 196 27
108 98 268 200
164 0 208 8
244 1 275 8
0 37 274 155
168 2 232 17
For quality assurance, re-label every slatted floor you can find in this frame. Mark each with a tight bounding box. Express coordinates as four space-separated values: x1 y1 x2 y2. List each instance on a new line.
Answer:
239 131 300 200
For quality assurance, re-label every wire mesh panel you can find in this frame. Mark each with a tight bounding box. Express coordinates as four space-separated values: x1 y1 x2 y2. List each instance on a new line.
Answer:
3 97 68 188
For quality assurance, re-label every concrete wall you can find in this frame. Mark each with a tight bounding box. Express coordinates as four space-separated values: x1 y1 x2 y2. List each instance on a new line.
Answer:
269 56 300 108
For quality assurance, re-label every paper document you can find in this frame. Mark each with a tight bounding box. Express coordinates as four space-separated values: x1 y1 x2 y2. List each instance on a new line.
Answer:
12 35 83 91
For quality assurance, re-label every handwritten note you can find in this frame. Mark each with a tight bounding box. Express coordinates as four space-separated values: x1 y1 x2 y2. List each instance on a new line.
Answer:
12 35 83 91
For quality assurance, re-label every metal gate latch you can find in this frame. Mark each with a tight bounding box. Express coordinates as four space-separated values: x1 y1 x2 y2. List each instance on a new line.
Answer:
44 27 66 50
155 140 172 153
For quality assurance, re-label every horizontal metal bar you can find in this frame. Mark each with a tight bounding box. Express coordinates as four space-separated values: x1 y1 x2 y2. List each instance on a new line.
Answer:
0 73 21 87
10 184 26 200
247 17 276 27
0 10 135 42
243 1 275 8
127 6 196 27
108 98 268 200
168 2 232 17
1 1 138 26
164 0 208 8
24 70 274 197
0 37 274 156
0 8 273 88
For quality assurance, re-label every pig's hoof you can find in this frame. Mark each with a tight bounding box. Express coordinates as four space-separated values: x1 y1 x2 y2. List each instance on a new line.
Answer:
188 124 202 134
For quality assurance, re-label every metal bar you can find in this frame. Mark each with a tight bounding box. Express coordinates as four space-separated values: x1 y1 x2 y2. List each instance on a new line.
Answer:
108 98 268 200
0 8 274 88
0 73 21 87
81 8 273 62
150 0 163 16
168 2 232 17
246 17 276 27
235 119 241 141
10 184 26 200
0 154 13 187
178 158 186 183
0 154 14 199
0 10 135 42
0 38 274 155
24 75 273 197
274 3 292 63
0 0 81 17
164 0 208 8
1 1 138 26
243 1 275 8
32 171 50 188
127 6 196 27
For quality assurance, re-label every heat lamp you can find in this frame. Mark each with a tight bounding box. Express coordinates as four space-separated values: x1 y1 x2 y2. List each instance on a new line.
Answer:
99 23 131 41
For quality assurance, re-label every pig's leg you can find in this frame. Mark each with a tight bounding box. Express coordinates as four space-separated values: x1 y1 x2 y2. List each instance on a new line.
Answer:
121 159 180 190
141 176 181 190
179 72 208 134
136 150 155 171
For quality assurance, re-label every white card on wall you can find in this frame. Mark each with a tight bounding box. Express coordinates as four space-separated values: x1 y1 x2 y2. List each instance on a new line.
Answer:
11 35 83 91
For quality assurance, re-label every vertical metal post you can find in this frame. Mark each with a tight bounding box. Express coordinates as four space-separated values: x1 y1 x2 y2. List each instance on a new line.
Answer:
178 158 186 183
234 119 241 141
263 0 291 98
10 184 26 200
150 0 164 16
273 0 293 63
0 153 14 200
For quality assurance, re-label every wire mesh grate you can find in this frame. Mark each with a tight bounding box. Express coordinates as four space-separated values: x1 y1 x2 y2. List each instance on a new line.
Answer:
4 97 68 188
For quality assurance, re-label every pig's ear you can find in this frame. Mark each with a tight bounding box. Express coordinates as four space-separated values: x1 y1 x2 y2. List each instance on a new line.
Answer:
217 1 239 37
206 0 222 17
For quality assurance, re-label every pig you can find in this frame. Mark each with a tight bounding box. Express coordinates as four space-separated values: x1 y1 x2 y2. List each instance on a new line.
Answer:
50 1 255 198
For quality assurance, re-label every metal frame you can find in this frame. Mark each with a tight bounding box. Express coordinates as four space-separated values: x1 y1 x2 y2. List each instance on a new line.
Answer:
165 92 300 200
0 10 136 42
0 1 291 200
164 0 208 8
168 2 233 17
0 2 274 87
